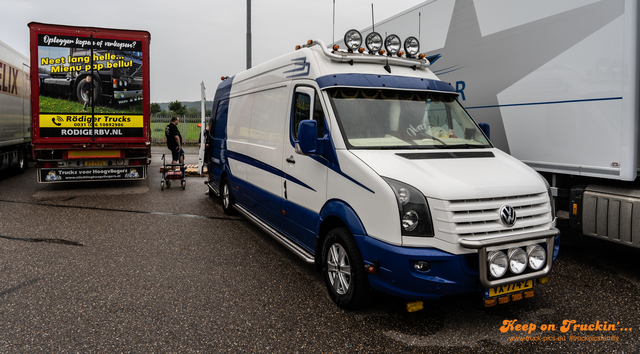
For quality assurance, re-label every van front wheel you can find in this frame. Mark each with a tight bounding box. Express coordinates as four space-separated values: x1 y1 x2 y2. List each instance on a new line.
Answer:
322 227 369 309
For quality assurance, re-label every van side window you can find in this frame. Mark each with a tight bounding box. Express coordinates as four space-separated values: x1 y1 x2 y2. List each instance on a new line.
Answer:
293 92 311 139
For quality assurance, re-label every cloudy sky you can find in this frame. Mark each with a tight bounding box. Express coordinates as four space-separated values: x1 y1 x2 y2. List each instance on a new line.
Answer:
2 0 426 103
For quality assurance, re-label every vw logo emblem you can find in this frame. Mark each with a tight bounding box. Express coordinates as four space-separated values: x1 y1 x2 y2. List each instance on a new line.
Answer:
499 205 517 227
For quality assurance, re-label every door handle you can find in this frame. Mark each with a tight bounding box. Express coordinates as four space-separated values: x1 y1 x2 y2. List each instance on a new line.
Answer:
286 156 295 164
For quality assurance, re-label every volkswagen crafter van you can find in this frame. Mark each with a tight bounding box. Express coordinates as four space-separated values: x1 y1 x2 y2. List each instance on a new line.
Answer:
206 31 560 309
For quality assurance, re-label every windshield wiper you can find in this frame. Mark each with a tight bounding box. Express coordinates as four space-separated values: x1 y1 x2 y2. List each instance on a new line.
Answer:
418 133 449 147
440 143 488 149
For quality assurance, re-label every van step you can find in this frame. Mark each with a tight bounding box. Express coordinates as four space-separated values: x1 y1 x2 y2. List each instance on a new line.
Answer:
234 204 315 264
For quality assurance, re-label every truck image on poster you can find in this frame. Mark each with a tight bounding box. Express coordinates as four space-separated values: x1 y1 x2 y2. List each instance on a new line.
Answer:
28 22 151 182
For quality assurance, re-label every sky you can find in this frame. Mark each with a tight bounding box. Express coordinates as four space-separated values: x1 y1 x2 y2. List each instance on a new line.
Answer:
1 0 427 103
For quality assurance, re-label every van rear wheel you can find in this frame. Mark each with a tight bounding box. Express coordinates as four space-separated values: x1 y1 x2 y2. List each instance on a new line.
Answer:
221 177 236 215
322 227 369 309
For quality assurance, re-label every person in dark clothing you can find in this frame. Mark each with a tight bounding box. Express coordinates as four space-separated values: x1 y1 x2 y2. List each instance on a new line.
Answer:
199 123 211 193
82 76 93 112
165 116 184 170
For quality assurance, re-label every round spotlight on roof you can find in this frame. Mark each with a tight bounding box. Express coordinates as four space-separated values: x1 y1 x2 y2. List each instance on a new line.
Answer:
404 36 420 57
344 29 363 52
384 34 402 56
365 32 383 53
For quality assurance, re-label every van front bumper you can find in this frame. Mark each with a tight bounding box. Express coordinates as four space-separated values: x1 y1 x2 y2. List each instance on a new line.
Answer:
353 230 560 301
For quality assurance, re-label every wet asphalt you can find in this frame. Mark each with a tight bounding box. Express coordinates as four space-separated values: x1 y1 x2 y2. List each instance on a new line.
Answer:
0 146 639 353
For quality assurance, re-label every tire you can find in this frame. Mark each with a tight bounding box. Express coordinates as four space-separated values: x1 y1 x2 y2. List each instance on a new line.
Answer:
161 180 165 191
166 179 171 188
75 75 101 105
322 227 370 310
181 180 186 190
13 148 26 174
221 177 236 215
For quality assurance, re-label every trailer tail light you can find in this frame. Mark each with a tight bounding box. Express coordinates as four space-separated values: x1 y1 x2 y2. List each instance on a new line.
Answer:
128 159 146 166
113 79 118 88
38 162 59 168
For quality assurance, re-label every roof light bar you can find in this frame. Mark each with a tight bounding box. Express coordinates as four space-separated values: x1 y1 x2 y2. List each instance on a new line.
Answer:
365 32 383 54
404 36 420 58
344 29 363 52
384 34 401 56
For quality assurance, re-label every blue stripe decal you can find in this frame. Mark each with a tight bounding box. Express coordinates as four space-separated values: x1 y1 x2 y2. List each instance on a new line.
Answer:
316 74 457 93
310 155 375 195
467 97 623 110
226 150 316 192
284 57 311 78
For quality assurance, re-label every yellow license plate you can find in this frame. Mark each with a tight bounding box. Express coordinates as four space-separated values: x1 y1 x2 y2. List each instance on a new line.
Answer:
85 160 107 166
488 280 534 297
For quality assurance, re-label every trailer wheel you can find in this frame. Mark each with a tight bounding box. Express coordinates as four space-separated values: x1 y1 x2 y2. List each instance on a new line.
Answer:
322 227 370 310
166 179 171 188
14 148 26 174
182 180 186 190
221 177 236 215
161 180 165 191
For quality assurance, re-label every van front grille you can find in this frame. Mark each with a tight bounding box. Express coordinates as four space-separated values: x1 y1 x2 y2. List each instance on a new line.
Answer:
430 192 553 241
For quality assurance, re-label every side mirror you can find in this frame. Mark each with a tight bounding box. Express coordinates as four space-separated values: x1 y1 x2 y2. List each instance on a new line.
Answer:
478 123 491 140
295 120 318 155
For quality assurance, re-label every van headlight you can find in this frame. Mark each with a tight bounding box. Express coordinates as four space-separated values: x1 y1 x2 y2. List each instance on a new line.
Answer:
383 177 434 237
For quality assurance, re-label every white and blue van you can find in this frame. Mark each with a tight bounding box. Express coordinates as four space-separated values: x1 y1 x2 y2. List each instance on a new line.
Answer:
206 31 560 309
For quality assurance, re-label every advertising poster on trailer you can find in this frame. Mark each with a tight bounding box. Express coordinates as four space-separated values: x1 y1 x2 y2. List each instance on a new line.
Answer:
37 33 144 139
29 23 151 183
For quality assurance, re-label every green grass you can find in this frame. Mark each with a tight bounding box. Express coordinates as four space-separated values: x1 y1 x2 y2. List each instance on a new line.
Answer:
39 95 143 114
151 119 203 144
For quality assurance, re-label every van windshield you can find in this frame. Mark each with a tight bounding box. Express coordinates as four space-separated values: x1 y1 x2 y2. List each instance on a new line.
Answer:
327 88 491 149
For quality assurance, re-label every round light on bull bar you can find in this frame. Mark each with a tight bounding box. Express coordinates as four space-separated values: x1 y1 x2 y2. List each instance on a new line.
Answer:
404 36 420 57
344 29 363 51
508 248 528 274
527 244 546 270
488 251 508 278
365 32 383 53
384 34 402 55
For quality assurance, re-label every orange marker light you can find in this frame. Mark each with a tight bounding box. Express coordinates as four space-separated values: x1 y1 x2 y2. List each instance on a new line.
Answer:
512 293 523 301
307 39 313 45
295 45 301 50
406 301 424 312
379 49 385 55
358 48 365 53
365 265 377 274
333 45 340 51
398 51 404 57
484 299 497 307
524 290 535 298
498 296 510 304
419 53 426 59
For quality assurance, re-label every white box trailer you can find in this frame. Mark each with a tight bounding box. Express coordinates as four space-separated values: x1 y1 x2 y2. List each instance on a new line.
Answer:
338 0 640 247
0 39 30 174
